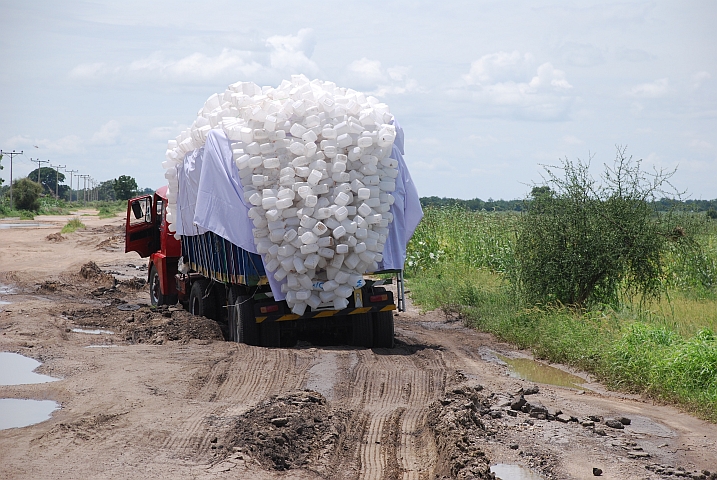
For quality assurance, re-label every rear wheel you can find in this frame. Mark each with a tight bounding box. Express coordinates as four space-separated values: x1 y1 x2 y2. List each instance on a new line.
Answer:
373 311 395 348
189 279 216 319
350 313 373 348
231 289 258 346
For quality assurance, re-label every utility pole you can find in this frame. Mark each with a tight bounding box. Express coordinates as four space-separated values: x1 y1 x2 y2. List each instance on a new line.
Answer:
0 149 23 209
30 158 50 194
51 164 66 200
80 175 90 203
65 169 77 202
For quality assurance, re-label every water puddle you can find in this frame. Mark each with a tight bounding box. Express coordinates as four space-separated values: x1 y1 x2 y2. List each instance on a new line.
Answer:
71 328 114 335
491 464 544 480
0 398 60 430
0 300 10 306
0 283 16 294
0 223 54 229
497 354 586 389
0 352 60 385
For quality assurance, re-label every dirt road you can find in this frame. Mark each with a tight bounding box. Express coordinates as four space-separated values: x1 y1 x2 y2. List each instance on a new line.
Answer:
1 213 716 479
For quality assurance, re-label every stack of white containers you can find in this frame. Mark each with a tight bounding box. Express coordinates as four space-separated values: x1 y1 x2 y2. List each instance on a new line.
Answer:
161 75 399 316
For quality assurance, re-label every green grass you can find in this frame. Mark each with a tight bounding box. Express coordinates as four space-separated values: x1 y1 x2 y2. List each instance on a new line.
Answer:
406 207 717 421
60 217 86 233
97 201 124 219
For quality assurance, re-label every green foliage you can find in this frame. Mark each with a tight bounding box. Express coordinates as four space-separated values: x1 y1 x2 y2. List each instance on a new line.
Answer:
61 217 86 233
97 180 117 201
113 175 138 201
0 153 4 186
98 201 124 218
13 177 44 211
406 205 516 276
512 147 690 308
405 193 717 420
27 167 68 197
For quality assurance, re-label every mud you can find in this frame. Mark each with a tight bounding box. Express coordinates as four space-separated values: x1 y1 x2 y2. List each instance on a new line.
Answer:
0 212 716 479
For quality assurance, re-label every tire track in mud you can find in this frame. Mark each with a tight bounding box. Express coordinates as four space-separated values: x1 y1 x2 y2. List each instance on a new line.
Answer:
333 347 447 480
161 345 312 460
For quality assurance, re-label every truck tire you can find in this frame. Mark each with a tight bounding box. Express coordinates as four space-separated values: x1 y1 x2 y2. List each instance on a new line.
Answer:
149 264 177 307
189 279 216 320
373 311 395 348
229 289 258 346
350 313 373 348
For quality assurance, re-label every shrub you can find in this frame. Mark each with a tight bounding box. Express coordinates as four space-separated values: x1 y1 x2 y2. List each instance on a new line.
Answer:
511 147 692 309
13 177 43 212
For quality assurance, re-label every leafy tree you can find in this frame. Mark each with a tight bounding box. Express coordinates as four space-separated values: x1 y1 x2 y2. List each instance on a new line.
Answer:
97 180 116 201
512 146 689 309
13 177 44 211
113 175 138 200
28 167 68 197
0 153 4 186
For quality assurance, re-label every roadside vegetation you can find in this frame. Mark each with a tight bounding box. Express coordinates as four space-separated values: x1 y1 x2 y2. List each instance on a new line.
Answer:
406 149 717 422
60 217 86 234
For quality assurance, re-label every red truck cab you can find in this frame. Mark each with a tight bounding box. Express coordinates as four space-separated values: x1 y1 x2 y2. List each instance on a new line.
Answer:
125 186 181 306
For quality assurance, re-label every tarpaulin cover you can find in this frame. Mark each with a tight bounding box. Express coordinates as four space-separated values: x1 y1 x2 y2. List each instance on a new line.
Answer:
174 126 422 299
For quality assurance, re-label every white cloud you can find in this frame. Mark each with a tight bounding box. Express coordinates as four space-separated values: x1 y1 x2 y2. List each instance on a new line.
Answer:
90 120 121 145
451 52 574 120
69 30 320 85
4 134 84 155
149 123 186 141
692 71 711 89
412 157 454 172
628 78 669 98
688 139 712 151
345 59 420 97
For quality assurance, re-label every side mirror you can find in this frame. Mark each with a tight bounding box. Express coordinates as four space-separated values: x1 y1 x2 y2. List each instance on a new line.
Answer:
131 200 143 219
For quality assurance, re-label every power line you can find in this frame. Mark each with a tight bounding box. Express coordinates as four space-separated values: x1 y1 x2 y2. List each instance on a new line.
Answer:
30 158 50 186
65 169 77 202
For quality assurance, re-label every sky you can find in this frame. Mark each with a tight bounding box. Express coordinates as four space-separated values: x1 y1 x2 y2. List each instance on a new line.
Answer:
1 1 715 201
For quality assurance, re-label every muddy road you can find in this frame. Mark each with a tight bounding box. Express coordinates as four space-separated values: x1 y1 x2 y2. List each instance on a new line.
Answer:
1 213 716 479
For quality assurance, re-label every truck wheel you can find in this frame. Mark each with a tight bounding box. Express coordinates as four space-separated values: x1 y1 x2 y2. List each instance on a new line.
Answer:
229 289 258 346
260 321 281 348
350 313 373 348
189 279 216 319
373 311 395 348
149 264 177 307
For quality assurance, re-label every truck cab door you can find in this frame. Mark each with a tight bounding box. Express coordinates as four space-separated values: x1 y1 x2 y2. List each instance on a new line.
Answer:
125 195 157 257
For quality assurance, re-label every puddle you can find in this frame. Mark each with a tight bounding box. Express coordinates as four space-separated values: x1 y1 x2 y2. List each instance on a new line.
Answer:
0 284 16 294
0 300 10 306
0 223 54 229
71 328 114 335
497 354 586 389
0 398 60 430
0 352 60 385
491 464 544 480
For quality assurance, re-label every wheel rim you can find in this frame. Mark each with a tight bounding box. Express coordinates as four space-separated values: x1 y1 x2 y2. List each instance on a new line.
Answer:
150 273 160 305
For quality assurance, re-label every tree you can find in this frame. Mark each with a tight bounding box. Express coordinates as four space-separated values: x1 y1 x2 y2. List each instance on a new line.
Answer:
28 167 68 198
13 177 44 211
97 180 116 201
0 153 4 186
512 146 688 309
113 175 138 200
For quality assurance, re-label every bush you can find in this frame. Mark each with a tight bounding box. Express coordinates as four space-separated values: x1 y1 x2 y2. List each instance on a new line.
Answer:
13 177 44 211
512 147 690 308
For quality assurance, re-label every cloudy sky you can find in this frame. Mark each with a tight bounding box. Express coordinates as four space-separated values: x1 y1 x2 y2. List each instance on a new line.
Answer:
1 1 715 200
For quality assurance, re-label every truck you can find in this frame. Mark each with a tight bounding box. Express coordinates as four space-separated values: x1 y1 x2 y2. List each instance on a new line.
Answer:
124 185 405 348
